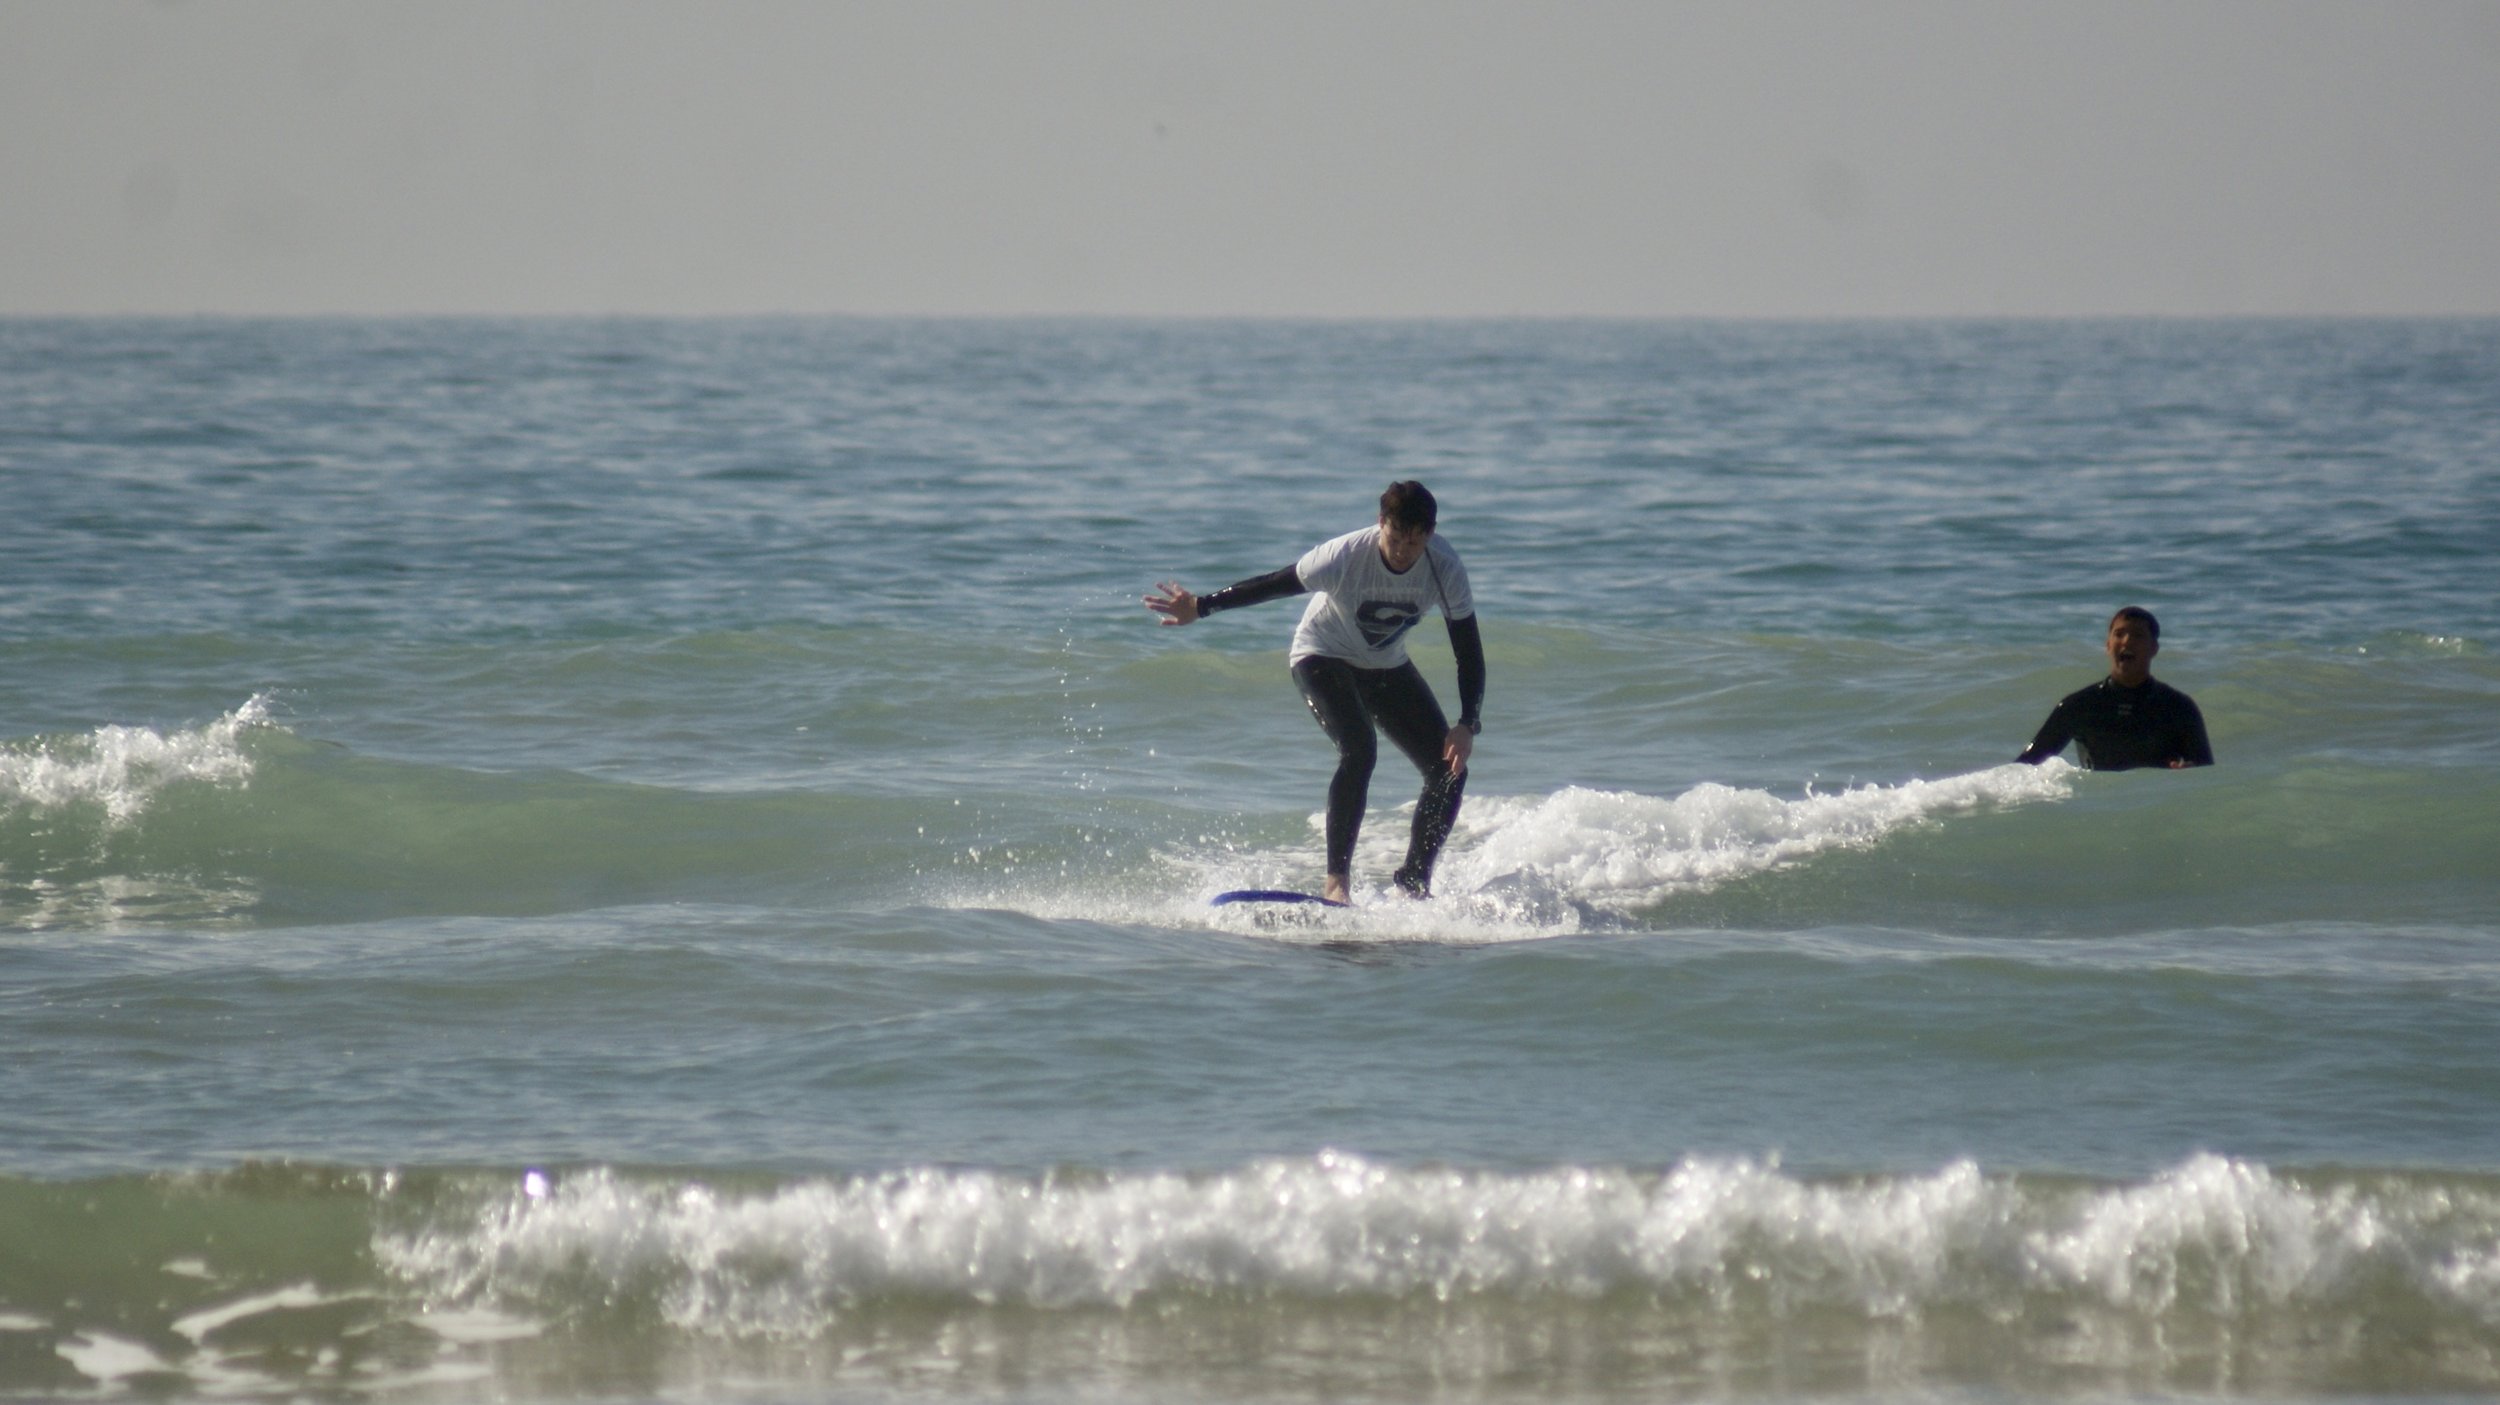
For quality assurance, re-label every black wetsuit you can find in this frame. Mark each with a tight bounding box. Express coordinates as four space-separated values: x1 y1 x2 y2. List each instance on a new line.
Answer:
1291 653 1469 895
1198 558 1485 896
2018 677 2213 771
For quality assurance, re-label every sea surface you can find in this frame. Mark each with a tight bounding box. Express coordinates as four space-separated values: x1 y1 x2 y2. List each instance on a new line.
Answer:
4 316 2498 1403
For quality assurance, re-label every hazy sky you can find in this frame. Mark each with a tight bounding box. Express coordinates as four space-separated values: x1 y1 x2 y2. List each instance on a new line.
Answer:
7 0 2499 317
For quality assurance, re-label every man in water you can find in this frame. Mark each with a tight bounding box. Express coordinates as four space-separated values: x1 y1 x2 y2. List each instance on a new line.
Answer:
1145 481 1485 904
2017 606 2214 770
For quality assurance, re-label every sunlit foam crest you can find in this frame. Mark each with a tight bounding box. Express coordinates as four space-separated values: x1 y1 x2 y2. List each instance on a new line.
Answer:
2023 1152 2485 1313
0 694 274 824
372 1152 2500 1338
1445 764 2072 913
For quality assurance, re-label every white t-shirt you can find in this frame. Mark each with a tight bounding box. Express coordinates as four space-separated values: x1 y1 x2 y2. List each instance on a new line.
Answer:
1288 527 1475 667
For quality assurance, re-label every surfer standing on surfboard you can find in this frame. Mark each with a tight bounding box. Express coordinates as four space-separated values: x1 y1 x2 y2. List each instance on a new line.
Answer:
1146 481 1485 904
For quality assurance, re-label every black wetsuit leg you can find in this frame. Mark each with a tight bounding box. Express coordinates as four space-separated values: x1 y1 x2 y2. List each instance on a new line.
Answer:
1370 662 1467 896
1292 657 1377 881
1292 657 1468 895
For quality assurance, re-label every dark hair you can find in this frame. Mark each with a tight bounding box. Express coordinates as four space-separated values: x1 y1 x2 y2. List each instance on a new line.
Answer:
1380 480 1438 532
2109 605 2160 643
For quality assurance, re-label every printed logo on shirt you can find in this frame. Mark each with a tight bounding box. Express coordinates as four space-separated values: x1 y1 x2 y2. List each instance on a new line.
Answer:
1356 599 1423 649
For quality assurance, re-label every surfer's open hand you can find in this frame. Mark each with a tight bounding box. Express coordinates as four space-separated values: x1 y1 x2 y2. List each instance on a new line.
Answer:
1144 582 1201 626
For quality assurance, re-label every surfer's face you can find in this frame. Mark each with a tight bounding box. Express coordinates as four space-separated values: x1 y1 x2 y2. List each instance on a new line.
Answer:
1378 518 1430 573
2106 616 2158 686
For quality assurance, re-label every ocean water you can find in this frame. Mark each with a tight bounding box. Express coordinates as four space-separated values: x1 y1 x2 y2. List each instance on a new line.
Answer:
3 316 2498 1403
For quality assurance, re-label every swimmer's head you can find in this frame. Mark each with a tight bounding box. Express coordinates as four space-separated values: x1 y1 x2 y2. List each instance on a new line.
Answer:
2106 606 2160 684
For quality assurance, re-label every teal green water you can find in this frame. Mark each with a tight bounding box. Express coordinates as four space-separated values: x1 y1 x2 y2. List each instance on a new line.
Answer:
4 318 2498 1401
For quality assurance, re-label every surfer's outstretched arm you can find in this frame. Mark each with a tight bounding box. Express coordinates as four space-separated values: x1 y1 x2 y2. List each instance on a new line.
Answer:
1144 566 1304 626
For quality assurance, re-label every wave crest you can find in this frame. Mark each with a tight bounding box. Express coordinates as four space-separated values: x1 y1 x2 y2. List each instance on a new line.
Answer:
1451 766 2071 912
0 694 273 825
375 1152 2500 1335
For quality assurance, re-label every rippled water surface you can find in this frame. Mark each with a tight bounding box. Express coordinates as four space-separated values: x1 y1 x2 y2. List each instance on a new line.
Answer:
4 317 2497 1402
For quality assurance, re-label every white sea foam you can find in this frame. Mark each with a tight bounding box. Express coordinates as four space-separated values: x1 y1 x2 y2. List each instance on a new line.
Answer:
372 1153 2500 1339
974 765 2070 943
1217 764 2065 940
412 1306 543 1344
0 695 273 825
82 1281 415 1400
170 1282 345 1343
55 1331 172 1384
1442 765 2072 913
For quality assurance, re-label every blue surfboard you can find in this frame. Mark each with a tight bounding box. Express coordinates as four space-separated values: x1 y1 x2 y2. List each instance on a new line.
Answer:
1211 889 1349 909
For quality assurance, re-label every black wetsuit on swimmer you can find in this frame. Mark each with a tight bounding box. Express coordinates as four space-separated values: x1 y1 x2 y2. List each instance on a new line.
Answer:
1197 556 1486 897
2017 677 2213 771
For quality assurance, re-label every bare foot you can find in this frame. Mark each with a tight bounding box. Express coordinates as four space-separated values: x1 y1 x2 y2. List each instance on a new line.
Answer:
1323 875 1351 906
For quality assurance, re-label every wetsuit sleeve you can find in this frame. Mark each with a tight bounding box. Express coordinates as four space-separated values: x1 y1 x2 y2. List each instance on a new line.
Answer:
2176 697 2215 767
1196 565 1304 617
1447 614 1486 731
2017 702 2072 765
